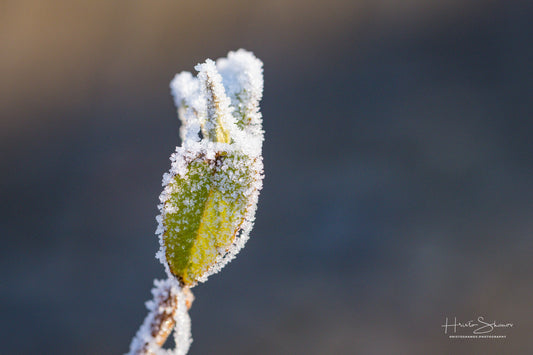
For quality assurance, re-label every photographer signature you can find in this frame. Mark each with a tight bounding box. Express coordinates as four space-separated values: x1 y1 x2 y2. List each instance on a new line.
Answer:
441 316 513 335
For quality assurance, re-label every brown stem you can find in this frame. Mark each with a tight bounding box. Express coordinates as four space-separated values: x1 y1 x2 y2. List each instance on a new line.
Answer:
129 281 194 355
148 289 190 350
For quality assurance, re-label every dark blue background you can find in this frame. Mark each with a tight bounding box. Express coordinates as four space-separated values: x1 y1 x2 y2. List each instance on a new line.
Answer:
1 1 532 354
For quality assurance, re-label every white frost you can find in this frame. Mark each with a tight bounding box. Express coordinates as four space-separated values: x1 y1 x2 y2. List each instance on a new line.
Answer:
169 49 264 155
126 279 191 355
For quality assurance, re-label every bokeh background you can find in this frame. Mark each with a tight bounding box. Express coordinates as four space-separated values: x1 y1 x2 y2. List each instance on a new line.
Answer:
1 1 532 354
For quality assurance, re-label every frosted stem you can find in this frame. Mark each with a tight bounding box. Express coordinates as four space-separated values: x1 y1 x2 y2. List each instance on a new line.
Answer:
127 279 194 355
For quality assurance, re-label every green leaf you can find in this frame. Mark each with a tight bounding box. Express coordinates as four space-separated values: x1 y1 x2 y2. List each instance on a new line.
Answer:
161 152 255 286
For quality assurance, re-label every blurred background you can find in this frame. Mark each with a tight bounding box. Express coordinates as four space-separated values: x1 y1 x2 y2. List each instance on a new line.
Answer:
1 1 532 354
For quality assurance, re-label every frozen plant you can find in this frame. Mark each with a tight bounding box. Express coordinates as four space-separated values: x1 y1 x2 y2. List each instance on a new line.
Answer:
127 49 264 355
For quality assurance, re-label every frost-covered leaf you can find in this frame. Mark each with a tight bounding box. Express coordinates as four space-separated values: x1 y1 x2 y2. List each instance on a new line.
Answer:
217 49 264 136
160 150 259 286
158 50 264 286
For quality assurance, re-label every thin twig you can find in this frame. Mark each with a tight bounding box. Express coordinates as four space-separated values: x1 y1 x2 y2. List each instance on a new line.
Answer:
127 279 194 355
